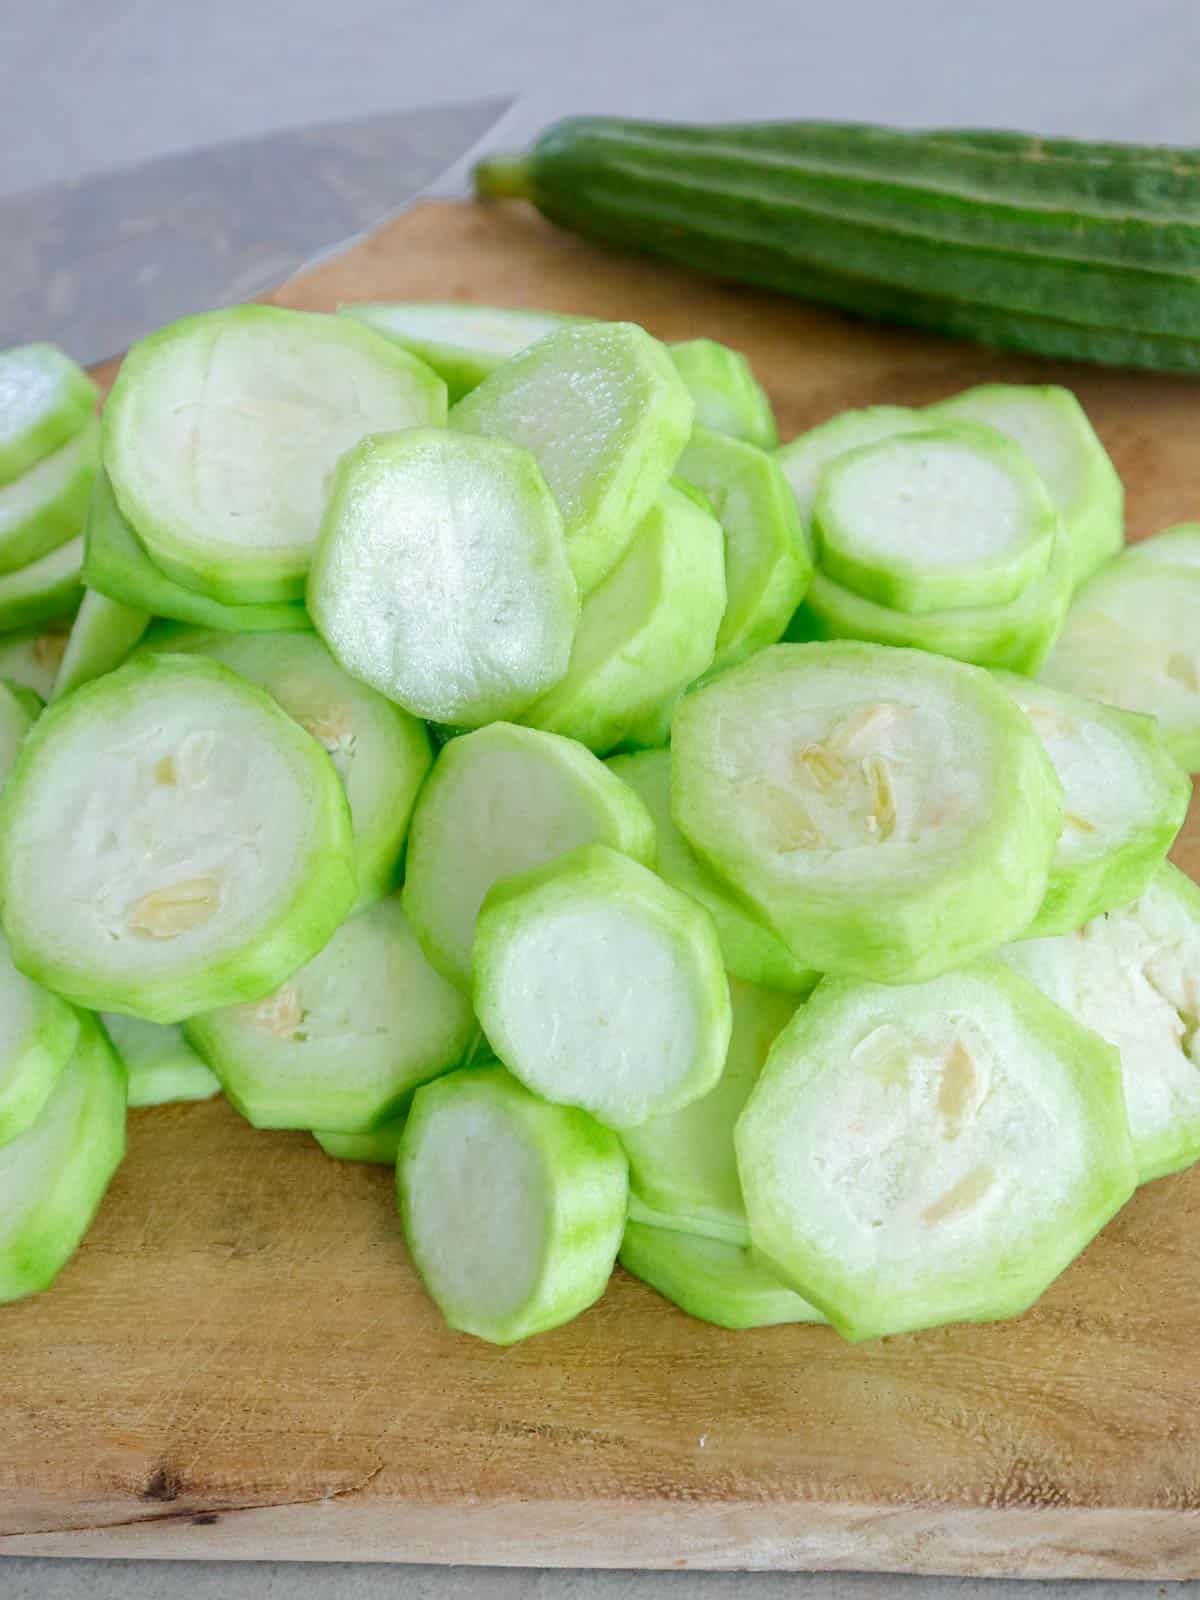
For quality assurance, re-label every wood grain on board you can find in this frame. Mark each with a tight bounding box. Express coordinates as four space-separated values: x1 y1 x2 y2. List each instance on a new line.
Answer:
3 200 1200 1578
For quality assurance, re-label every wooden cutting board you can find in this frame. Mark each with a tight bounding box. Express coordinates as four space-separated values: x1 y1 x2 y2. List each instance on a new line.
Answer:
4 199 1200 1580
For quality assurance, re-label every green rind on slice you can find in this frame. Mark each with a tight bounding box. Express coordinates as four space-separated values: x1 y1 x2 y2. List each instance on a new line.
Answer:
0 678 36 789
186 895 474 1133
84 471 310 634
1002 864 1200 1185
100 1013 220 1107
103 306 448 603
926 384 1124 588
0 344 98 486
677 426 810 676
52 588 151 701
0 1013 126 1304
520 482 725 754
619 1223 825 1329
608 749 815 991
671 642 1063 983
0 535 84 633
314 1114 407 1165
139 627 432 911
994 673 1189 938
736 962 1136 1342
775 405 926 546
0 620 73 700
0 417 98 575
339 302 583 401
668 339 778 450
399 1062 627 1344
0 928 81 1147
309 428 578 728
0 653 357 1023
404 721 656 992
451 321 694 594
474 842 731 1130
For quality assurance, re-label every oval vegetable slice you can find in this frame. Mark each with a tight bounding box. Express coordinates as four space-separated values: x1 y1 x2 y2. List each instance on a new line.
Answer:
813 426 1057 614
141 627 432 911
994 673 1189 937
314 1113 407 1166
676 426 810 676
450 321 694 594
0 653 356 1022
671 642 1063 983
668 339 777 450
404 721 656 991
775 404 926 541
100 1014 219 1107
187 895 474 1133
0 418 98 575
474 843 731 1129
736 962 1136 1341
1001 865 1200 1186
0 1013 126 1304
0 535 84 633
103 306 448 603
0 928 80 1147
0 344 97 486
339 302 582 400
520 482 724 753
0 619 73 699
619 1224 825 1330
399 1062 627 1344
608 749 816 992
926 384 1123 587
309 428 577 728
52 589 150 701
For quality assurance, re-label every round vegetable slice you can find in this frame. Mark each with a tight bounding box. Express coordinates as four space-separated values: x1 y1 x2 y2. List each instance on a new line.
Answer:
83 471 310 634
0 534 84 633
474 843 731 1129
813 426 1057 614
671 642 1063 983
1123 522 1200 570
0 344 97 486
925 383 1123 587
0 1013 126 1305
140 627 432 911
450 321 694 594
619 976 797 1244
103 306 448 603
399 1062 627 1345
0 653 356 1022
775 404 926 541
736 962 1136 1342
1039 547 1200 771
668 339 778 450
676 426 810 676
99 1014 219 1107
994 673 1189 937
1001 864 1200 1185
187 895 474 1133
314 1113 407 1166
0 928 80 1147
520 482 724 754
309 428 577 728
404 721 656 991
52 589 150 701
339 302 582 400
609 748 815 992
0 417 98 575
619 1224 824 1330
0 619 73 700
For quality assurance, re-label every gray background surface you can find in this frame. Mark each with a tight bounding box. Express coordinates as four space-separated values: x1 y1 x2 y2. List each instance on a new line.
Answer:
1 0 1198 1595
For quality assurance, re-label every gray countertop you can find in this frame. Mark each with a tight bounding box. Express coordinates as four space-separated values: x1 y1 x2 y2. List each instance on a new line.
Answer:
2 1 1199 1594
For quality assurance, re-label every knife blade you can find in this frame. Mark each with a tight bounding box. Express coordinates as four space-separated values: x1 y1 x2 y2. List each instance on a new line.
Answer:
0 96 514 366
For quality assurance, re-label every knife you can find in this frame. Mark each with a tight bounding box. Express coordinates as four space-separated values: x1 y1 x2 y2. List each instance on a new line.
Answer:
0 96 514 366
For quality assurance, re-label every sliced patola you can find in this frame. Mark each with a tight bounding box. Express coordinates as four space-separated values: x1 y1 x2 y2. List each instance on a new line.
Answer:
0 535 84 633
103 306 447 602
474 843 731 1130
0 927 80 1146
309 428 577 728
0 344 97 485
0 620 73 700
399 1062 628 1344
0 653 356 1022
1123 523 1200 571
736 963 1136 1341
668 339 778 450
671 642 1062 982
0 418 98 575
619 1225 825 1330
1001 865 1200 1185
100 1014 219 1107
451 321 693 594
520 482 725 754
775 404 926 542
995 673 1188 937
314 1113 407 1166
339 303 582 400
52 589 150 701
404 721 656 992
0 678 35 787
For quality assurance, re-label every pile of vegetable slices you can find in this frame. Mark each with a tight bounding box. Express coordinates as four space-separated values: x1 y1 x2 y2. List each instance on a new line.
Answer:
0 302 1197 1345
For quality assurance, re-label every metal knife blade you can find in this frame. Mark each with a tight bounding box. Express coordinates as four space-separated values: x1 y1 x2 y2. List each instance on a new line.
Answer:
0 96 514 365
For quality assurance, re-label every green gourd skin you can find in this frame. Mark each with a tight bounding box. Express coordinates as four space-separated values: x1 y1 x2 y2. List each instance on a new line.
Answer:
477 120 1200 372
